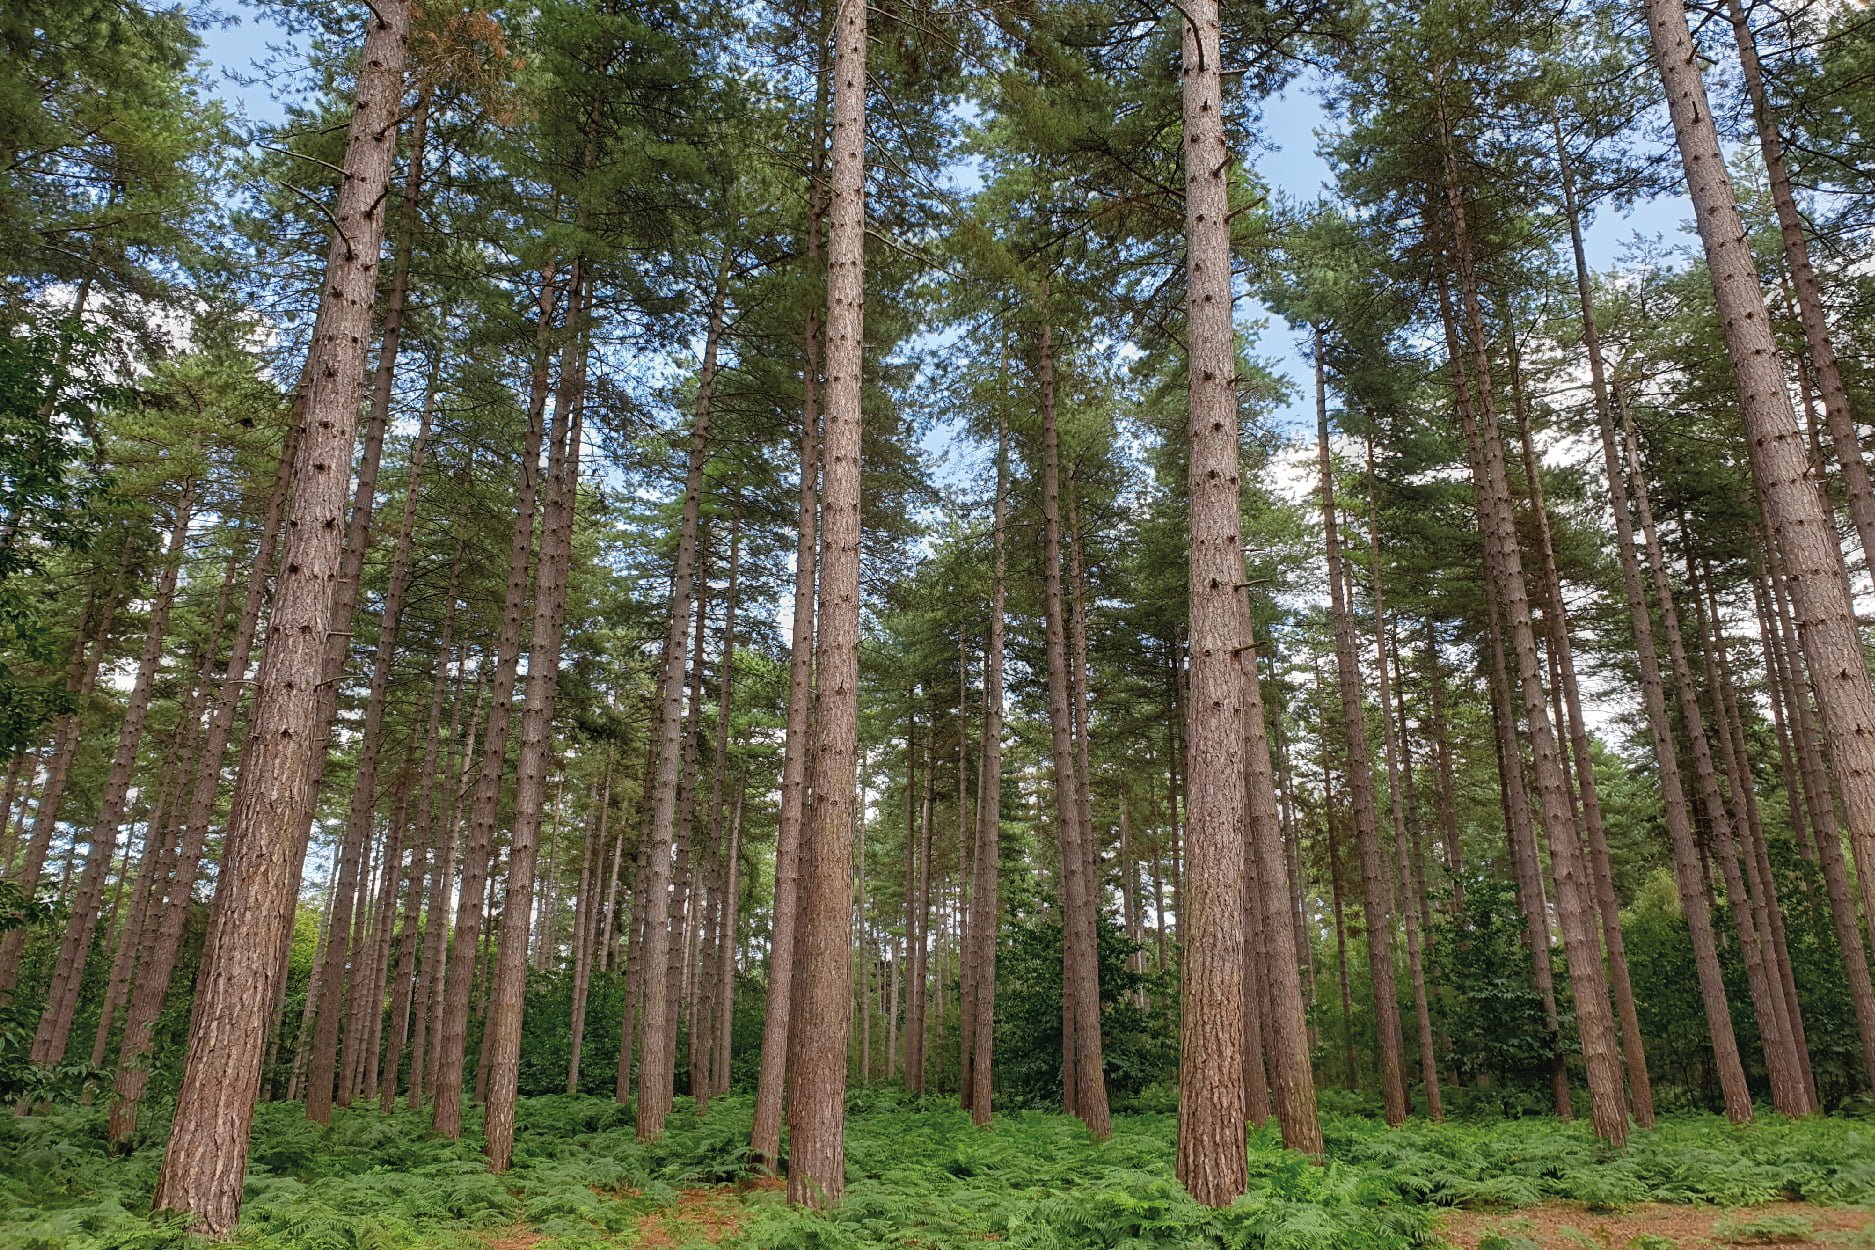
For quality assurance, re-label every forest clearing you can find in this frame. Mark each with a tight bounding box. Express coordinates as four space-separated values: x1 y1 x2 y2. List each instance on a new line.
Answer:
10 0 1875 1244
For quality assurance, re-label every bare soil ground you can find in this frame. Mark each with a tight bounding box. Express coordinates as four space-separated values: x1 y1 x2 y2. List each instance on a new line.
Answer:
1438 1200 1875 1249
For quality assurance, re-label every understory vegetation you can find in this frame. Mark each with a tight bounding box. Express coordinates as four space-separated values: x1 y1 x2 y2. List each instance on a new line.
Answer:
5 1095 1875 1249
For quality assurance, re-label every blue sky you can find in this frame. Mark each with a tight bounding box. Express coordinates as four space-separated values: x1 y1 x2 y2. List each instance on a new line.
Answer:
193 6 1697 446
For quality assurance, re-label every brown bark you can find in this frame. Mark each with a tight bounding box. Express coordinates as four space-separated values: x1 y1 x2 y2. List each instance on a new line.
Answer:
1507 345 1654 1126
635 248 731 1140
1551 116 1754 1122
786 0 862 1199
1764 555 1875 1090
1646 0 1875 1060
1361 436 1441 1120
907 727 934 1095
383 541 465 1111
483 293 585 1172
965 395 1008 1125
303 95 430 1124
34 479 195 1066
153 7 410 1228
413 667 483 1108
1036 302 1110 1136
109 427 296 1138
1316 366 1408 1126
1174 0 1250 1200
1621 404 1812 1114
1432 112 1626 1140
430 261 560 1139
750 80 825 1165
568 760 611 1094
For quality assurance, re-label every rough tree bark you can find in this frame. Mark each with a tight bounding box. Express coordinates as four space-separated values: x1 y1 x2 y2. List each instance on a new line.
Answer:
785 0 863 1202
152 5 411 1228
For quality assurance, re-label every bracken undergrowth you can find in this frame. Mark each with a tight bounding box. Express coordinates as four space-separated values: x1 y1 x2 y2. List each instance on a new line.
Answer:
3 1090 1873 1249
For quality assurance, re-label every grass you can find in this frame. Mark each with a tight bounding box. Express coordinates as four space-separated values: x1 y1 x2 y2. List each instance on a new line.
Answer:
2 1092 1873 1248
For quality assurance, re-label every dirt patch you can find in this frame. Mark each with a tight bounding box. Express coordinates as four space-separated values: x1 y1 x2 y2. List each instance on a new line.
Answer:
633 1185 758 1249
1438 1200 1875 1249
481 1228 546 1250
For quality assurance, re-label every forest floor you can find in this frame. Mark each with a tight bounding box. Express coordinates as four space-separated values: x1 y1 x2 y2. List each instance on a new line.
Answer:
3 1089 1874 1249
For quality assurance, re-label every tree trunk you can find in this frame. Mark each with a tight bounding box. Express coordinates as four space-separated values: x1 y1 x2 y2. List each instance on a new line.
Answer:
785 0 863 1200
966 394 1008 1125
413 668 483 1108
634 247 731 1141
1621 403 1812 1115
109 427 297 1138
1507 345 1653 1126
1550 115 1754 1121
1361 436 1441 1121
431 261 559 1139
483 289 585 1172
1036 301 1110 1137
152 7 410 1228
1316 363 1409 1126
750 42 826 1164
1433 116 1626 1141
1646 0 1875 1036
568 760 611 1095
1175 0 1251 1201
32 484 194 1064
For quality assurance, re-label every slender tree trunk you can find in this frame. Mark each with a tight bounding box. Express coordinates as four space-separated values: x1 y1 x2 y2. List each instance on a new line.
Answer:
33 483 194 1065
1316 364 1408 1126
1621 404 1812 1114
567 761 611 1095
907 730 934 1095
635 247 731 1141
1432 116 1626 1140
414 668 482 1108
431 262 560 1139
153 8 410 1227
1036 302 1110 1137
1507 347 1654 1125
1646 0 1875 1021
967 398 1008 1125
0 578 125 1000
751 53 826 1165
384 543 465 1111
1549 117 1755 1121
785 0 863 1199
1361 437 1441 1120
483 299 585 1172
109 434 295 1138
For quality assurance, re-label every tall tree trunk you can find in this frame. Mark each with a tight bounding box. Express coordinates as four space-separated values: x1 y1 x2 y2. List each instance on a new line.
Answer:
109 428 298 1141
1315 362 1409 1126
0 573 126 1000
750 38 826 1167
1645 0 1875 1020
634 247 731 1140
1175 0 1251 1200
785 0 863 1200
1764 554 1875 1090
1507 345 1653 1126
483 292 585 1172
153 7 411 1227
1620 404 1812 1114
414 668 483 1108
303 94 430 1125
907 728 934 1095
32 483 194 1065
1361 437 1442 1121
430 262 560 1139
1433 109 1627 1141
966 392 1008 1125
1036 301 1110 1137
384 541 465 1111
567 760 611 1094
1552 115 1754 1121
